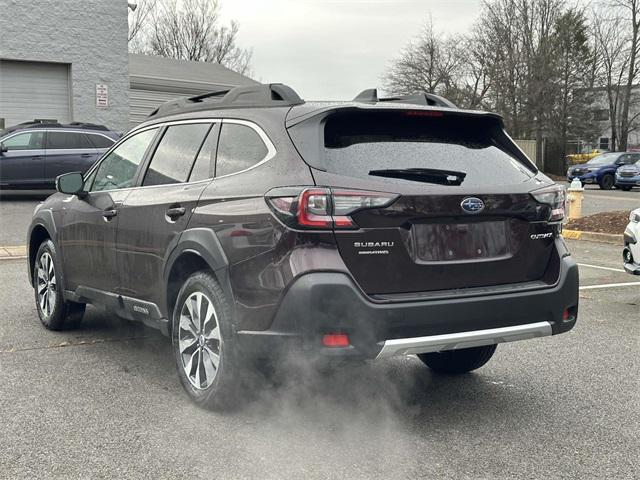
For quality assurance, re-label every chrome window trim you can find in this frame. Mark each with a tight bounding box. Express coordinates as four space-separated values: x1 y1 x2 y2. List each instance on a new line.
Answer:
83 117 277 193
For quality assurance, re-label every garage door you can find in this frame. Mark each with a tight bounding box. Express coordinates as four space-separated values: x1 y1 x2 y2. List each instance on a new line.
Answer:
129 88 191 129
0 60 71 129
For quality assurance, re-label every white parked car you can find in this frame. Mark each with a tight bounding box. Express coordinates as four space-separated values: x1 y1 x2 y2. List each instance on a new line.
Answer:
623 208 640 275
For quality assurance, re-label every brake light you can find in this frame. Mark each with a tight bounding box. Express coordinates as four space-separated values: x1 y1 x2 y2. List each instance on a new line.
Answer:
297 189 333 228
531 184 565 222
266 187 398 230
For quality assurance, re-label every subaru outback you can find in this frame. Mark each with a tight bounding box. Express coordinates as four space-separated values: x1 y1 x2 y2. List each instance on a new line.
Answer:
27 84 579 409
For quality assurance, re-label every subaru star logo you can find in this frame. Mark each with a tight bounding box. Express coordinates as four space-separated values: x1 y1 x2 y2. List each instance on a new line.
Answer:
461 197 485 214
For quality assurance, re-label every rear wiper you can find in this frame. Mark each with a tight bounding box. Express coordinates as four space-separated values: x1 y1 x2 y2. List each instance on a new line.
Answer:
369 168 466 186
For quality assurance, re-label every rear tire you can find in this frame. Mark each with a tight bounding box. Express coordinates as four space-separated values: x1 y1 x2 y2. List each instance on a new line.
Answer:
33 239 85 331
599 174 614 190
418 344 497 374
171 271 244 411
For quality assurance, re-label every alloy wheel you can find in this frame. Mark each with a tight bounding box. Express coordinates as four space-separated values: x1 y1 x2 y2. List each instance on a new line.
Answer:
178 291 222 390
37 252 57 317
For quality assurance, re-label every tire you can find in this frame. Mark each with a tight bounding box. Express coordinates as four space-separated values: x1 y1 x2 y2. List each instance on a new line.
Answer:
418 344 497 374
599 174 614 190
33 239 85 330
620 186 632 191
171 271 244 411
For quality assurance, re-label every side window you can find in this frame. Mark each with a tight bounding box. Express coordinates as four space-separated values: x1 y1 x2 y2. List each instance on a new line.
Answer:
142 123 211 187
189 125 217 182
87 134 115 149
2 131 44 150
46 131 93 150
216 123 269 177
90 128 158 192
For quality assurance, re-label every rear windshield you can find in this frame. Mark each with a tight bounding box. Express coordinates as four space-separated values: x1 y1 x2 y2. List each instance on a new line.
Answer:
320 111 535 186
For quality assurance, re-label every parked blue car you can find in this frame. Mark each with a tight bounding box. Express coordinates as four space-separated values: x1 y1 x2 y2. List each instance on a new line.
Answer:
0 121 120 190
567 152 640 190
615 156 640 191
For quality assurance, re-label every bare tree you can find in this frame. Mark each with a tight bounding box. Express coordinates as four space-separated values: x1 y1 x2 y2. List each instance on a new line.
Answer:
129 0 252 76
612 0 640 150
128 0 157 45
383 20 461 97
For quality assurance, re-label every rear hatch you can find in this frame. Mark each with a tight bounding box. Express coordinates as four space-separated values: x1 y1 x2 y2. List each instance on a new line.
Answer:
287 107 561 296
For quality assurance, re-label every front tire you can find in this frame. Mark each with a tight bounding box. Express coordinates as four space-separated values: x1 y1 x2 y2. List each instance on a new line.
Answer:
418 344 497 374
599 174 614 190
172 271 243 410
33 239 85 330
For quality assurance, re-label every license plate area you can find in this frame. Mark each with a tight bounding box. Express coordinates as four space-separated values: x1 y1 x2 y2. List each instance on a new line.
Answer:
411 221 511 262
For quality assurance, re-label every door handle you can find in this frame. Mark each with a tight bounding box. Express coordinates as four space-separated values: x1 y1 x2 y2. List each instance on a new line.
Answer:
81 153 92 158
102 209 118 219
166 206 186 219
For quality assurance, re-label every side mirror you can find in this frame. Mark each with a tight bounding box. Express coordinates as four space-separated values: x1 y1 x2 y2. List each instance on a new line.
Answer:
0 143 7 155
56 172 86 197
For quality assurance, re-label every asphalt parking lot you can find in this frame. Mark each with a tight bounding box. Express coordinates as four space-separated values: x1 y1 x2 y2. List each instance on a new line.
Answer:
0 237 638 479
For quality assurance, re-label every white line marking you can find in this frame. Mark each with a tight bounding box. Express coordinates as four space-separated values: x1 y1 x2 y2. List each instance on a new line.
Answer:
577 263 626 273
580 282 640 290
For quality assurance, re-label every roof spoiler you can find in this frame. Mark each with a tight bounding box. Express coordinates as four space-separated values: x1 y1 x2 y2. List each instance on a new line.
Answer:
148 83 304 119
352 88 457 108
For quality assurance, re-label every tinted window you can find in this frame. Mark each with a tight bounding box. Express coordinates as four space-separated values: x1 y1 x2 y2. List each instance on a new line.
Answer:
189 125 217 182
46 131 93 149
91 128 158 192
216 123 268 177
2 131 44 150
143 123 211 186
321 111 534 187
87 134 115 149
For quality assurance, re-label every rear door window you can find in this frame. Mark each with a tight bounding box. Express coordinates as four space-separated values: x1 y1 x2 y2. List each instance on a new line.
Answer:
318 111 535 186
142 123 211 187
46 131 94 150
189 125 218 182
2 131 44 150
215 123 269 177
87 133 115 149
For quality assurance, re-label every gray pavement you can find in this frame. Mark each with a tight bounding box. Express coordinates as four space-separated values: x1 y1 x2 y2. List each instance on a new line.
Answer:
0 240 638 479
1 186 638 246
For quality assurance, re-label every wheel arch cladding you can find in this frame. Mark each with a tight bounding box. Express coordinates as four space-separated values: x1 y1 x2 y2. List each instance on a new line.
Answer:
164 228 234 325
28 224 52 286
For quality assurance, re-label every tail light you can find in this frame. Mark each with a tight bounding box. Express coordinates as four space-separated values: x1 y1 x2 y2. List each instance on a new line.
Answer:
266 187 398 229
531 184 565 222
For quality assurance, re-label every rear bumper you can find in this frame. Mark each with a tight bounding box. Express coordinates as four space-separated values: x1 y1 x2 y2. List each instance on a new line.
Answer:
237 254 579 359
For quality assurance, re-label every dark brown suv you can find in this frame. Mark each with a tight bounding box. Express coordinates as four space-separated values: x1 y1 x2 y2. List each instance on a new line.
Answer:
27 84 579 409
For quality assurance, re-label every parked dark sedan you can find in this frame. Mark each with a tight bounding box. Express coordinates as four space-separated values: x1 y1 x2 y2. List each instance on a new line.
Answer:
0 121 119 190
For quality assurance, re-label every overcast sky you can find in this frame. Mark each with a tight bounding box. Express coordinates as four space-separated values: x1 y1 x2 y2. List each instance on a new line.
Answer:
219 0 482 100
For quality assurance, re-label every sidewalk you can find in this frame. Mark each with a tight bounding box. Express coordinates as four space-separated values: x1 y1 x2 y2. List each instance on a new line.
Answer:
0 245 27 260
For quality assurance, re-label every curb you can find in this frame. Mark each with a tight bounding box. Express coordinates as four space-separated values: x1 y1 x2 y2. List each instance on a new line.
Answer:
563 230 623 245
0 245 27 261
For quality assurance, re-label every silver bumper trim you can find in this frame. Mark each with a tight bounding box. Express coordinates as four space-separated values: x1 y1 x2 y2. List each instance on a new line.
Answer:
376 321 553 358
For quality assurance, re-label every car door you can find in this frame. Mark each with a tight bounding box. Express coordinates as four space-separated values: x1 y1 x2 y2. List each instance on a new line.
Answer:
116 121 217 309
0 130 46 188
45 130 100 184
58 127 159 294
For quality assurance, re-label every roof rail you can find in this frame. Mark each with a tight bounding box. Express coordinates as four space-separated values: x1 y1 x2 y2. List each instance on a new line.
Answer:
352 88 457 108
148 83 305 119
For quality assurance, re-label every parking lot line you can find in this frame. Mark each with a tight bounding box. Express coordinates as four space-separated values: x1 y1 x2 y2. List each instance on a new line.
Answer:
577 263 626 273
580 282 640 290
